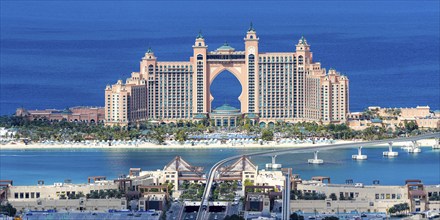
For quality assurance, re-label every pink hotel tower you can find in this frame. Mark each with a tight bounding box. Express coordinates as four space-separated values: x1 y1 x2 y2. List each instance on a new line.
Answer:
105 24 349 127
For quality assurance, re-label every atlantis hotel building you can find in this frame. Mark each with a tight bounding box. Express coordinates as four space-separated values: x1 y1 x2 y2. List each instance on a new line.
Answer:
105 25 349 127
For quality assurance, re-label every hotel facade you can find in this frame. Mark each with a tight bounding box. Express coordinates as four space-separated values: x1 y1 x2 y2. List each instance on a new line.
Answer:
105 25 349 126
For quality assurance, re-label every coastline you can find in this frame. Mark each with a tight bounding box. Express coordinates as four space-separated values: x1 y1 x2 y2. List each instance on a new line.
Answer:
0 139 435 150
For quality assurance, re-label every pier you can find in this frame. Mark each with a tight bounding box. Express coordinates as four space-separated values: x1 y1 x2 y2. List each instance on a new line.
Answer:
383 142 398 157
352 146 367 160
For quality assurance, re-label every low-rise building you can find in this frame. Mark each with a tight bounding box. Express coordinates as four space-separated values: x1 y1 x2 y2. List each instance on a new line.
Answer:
138 194 167 211
347 106 440 130
6 180 123 212
127 156 205 192
292 179 440 213
7 181 119 201
10 197 126 212
15 106 105 123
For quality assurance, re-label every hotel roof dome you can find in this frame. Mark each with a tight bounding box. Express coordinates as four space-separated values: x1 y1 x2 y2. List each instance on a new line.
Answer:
215 104 238 111
210 104 241 117
217 42 235 51
60 108 73 114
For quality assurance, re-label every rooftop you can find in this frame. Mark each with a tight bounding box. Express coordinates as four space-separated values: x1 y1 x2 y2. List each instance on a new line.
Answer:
371 118 383 123
193 113 207 119
217 42 235 51
214 104 239 111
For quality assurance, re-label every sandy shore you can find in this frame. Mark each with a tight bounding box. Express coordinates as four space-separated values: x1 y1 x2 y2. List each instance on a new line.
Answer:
0 138 436 150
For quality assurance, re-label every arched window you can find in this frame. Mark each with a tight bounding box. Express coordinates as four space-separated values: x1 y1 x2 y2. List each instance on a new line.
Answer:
250 35 254 39
197 54 203 60
198 43 202 46
148 64 154 75
298 55 304 65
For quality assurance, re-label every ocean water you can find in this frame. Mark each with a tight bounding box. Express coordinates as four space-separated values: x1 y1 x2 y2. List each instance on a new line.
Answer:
1 1 439 114
1 146 439 186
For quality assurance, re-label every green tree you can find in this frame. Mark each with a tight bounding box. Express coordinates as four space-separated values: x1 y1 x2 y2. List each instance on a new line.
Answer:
75 192 85 199
389 203 410 216
261 129 274 141
167 182 174 195
0 203 16 217
197 122 205 130
404 121 418 132
244 179 254 192
175 129 188 143
290 213 305 220
151 127 165 144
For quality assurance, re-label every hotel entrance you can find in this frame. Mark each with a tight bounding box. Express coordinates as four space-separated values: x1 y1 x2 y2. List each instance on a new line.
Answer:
209 104 242 127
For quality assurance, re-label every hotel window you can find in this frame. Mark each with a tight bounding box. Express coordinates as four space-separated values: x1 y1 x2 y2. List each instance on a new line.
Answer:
298 56 304 65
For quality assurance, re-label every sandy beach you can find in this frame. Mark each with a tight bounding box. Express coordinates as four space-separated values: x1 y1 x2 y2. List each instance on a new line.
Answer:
0 138 436 150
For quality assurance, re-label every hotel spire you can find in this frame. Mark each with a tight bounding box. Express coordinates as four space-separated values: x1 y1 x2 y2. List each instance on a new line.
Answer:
248 22 256 32
194 30 207 48
146 46 153 54
196 30 204 39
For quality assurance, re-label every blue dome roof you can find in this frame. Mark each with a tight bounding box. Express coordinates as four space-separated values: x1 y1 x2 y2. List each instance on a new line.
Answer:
214 104 238 111
217 42 235 51
60 108 72 114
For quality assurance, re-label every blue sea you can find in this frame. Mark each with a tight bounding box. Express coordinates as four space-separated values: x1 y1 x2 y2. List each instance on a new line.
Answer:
0 1 439 114
1 146 439 186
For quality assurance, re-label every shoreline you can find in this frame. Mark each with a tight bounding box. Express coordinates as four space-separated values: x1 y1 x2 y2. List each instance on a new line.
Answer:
0 139 435 150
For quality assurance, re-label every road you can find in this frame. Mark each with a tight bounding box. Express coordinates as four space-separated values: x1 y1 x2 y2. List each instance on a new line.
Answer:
196 132 440 220
166 202 183 220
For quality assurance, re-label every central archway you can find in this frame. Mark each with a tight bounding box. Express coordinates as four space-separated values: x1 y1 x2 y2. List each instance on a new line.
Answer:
207 64 248 113
209 70 242 111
